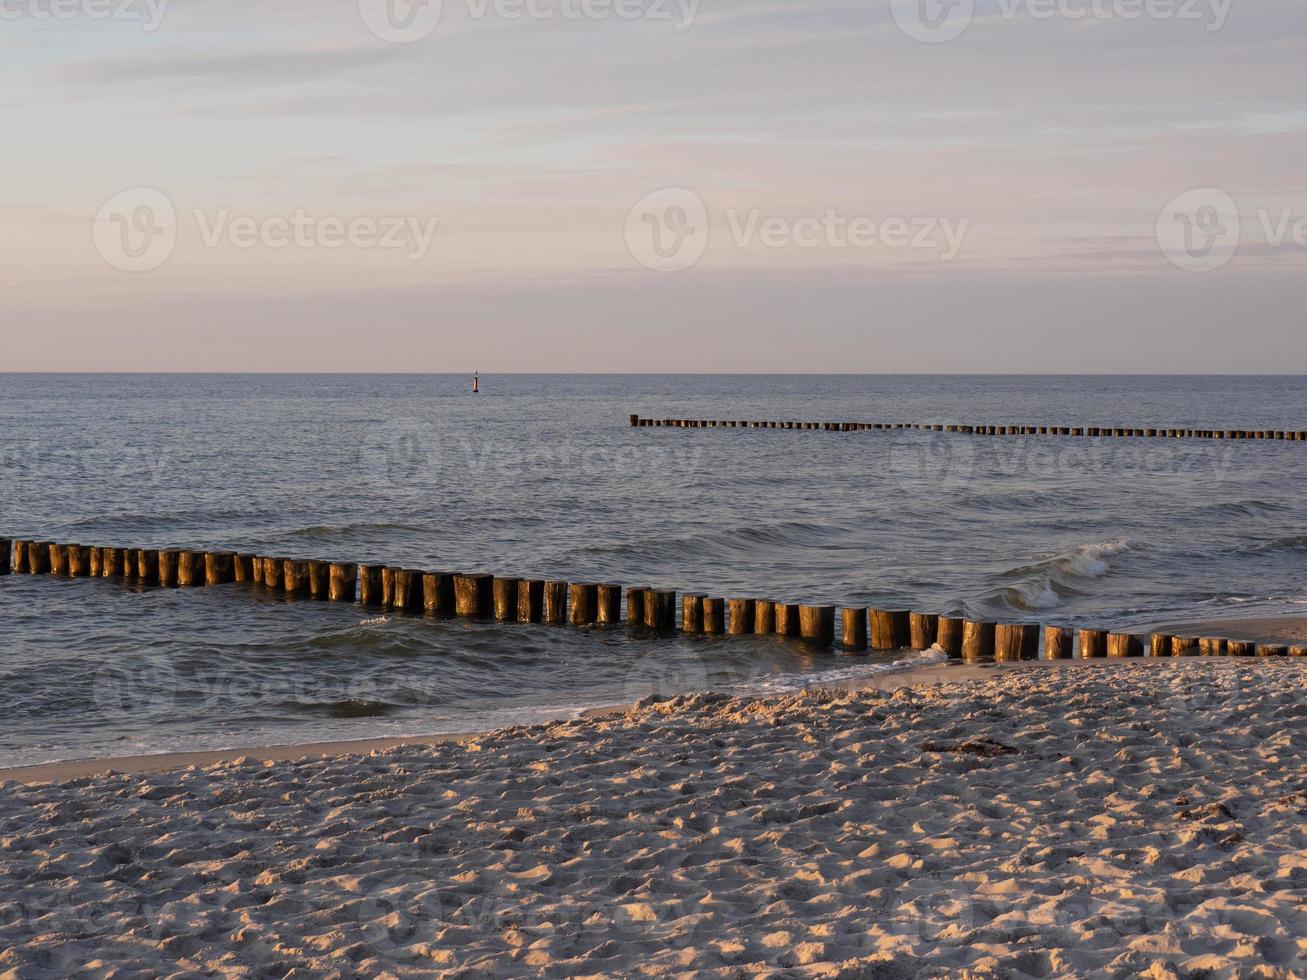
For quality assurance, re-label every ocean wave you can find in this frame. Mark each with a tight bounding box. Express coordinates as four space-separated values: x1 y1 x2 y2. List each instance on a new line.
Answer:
278 698 395 719
998 540 1130 611
1197 499 1291 519
740 647 951 696
1253 534 1307 554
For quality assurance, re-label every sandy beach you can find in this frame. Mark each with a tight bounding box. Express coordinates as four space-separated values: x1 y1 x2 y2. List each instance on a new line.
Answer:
2 658 1304 977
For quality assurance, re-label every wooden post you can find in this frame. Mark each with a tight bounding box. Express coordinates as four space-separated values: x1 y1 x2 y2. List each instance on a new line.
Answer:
936 617 964 657
0 538 10 576
727 598 756 635
13 540 32 574
909 612 938 650
543 580 568 625
1107 633 1139 658
625 586 649 627
305 560 328 599
493 577 521 621
66 544 91 577
773 602 799 637
158 550 179 587
682 594 704 634
134 548 159 584
178 551 204 587
49 543 68 576
995 623 1038 662
1044 626 1073 660
962 620 995 661
263 557 285 591
281 559 310 595
841 607 868 651
391 568 421 611
1199 637 1226 657
1078 628 1107 659
1289 646 1307 658
1149 633 1173 658
381 567 397 608
517 579 545 623
597 584 622 625
234 554 256 583
88 545 102 578
205 552 235 586
421 571 456 616
329 562 357 602
249 556 264 585
645 590 676 630
1171 636 1197 657
871 609 911 650
798 605 835 646
702 596 726 634
1257 644 1288 657
568 583 598 625
630 414 639 426
359 565 385 607
754 600 776 634
1228 640 1255 657
455 574 494 619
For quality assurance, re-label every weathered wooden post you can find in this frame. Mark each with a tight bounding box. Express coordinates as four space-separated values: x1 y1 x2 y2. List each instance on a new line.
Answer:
67 544 92 577
264 557 285 591
233 554 256 583
798 605 835 646
493 577 521 621
88 545 102 577
841 607 868 651
936 617 964 657
1289 646 1307 657
702 596 726 634
1149 633 1173 658
754 600 776 634
728 598 756 635
568 583 598 625
871 609 911 650
133 548 158 585
1228 640 1255 657
205 552 236 586
1107 632 1139 658
630 414 639 426
773 602 799 637
423 571 456 616
49 543 68 576
249 556 265 585
1199 637 1226 656
381 567 397 608
455 573 495 619
1257 643 1288 657
178 551 205 587
1078 628 1107 659
909 612 938 650
158 550 179 587
516 579 544 623
625 586 649 627
305 560 329 599
543 580 568 625
283 559 311 596
596 584 622 625
1171 636 1197 657
0 538 9 575
329 562 357 602
1044 626 1073 660
645 589 677 630
13 540 31 574
962 620 996 661
391 568 421 611
995 623 1038 662
682 594 704 634
359 565 385 607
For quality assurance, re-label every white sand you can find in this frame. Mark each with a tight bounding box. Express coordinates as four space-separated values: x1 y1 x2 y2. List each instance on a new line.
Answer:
1 659 1305 977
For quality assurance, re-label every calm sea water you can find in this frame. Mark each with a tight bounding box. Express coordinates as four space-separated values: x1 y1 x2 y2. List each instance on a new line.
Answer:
2 374 1305 768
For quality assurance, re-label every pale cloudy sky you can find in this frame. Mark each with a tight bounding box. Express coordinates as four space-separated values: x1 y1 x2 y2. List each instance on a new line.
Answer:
2 0 1304 371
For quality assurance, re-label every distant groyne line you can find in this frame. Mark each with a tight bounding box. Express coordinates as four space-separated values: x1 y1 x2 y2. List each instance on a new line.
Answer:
629 415 1307 440
3 537 1304 664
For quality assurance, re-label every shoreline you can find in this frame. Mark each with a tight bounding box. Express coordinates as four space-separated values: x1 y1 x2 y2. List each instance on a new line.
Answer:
6 612 1305 786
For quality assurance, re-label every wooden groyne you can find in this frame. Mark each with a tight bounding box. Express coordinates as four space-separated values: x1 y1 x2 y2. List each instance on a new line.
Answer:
4 536 1304 663
629 415 1307 441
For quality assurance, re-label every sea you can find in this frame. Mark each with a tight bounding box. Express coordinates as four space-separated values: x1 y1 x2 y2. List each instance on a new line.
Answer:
1 373 1304 768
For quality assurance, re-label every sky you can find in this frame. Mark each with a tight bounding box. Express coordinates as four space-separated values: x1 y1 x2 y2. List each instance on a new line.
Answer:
2 0 1305 372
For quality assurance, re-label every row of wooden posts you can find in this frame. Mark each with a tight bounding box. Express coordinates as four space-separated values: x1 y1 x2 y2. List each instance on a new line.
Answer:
630 415 1307 441
4 537 1303 661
